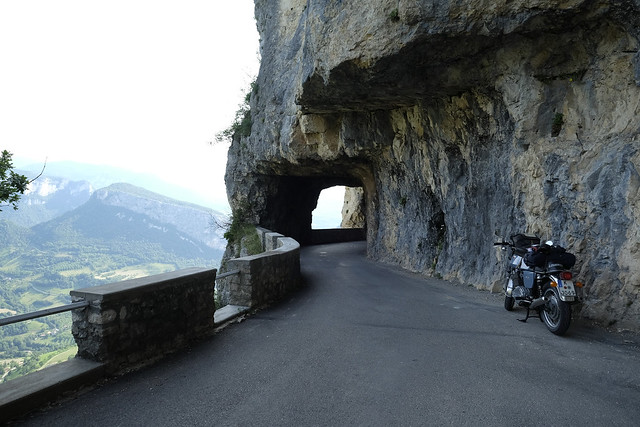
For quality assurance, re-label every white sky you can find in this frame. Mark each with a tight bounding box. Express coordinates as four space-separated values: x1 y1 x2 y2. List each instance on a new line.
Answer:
0 0 260 209
312 185 346 229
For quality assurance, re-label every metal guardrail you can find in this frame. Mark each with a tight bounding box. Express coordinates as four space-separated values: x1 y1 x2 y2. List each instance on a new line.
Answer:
1 270 239 328
2 228 296 334
0 301 90 327
215 269 240 280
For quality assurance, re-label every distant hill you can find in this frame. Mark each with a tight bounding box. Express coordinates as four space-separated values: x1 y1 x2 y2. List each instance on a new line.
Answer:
2 174 93 228
88 183 227 251
0 219 32 247
31 183 227 256
0 183 227 305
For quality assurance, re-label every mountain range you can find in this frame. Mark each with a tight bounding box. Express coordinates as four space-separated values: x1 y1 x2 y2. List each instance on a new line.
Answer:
30 183 227 257
17 160 230 212
0 174 228 309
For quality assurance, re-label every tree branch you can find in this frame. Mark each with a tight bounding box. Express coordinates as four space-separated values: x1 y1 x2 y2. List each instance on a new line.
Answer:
28 157 47 184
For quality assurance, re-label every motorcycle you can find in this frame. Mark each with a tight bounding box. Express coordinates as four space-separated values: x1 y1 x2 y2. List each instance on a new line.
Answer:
494 234 584 335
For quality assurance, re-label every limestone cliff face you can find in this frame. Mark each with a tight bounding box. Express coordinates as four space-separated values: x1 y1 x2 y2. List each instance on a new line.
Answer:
341 187 366 228
226 0 640 330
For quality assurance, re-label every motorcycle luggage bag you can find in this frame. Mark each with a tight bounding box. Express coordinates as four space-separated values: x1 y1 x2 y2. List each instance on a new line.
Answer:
524 246 576 269
511 234 540 256
524 251 546 268
547 251 576 269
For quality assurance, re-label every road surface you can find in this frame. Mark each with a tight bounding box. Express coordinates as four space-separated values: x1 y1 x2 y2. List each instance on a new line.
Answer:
18 242 640 426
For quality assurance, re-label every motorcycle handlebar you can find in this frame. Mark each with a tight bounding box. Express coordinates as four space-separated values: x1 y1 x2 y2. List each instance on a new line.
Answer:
493 242 511 247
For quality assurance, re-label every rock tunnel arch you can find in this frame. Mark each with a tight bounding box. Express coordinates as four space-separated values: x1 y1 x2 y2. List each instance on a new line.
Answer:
258 170 375 246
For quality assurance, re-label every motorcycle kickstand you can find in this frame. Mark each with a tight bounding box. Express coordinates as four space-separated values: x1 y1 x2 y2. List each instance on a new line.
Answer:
518 307 531 323
518 306 541 323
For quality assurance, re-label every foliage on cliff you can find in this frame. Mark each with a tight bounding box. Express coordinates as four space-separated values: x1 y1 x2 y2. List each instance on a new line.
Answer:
215 79 257 143
221 203 262 257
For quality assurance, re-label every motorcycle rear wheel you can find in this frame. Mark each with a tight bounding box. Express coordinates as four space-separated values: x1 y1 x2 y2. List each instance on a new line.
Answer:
541 289 571 335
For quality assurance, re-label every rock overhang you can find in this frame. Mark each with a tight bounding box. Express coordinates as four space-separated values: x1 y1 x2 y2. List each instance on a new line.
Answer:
297 6 638 115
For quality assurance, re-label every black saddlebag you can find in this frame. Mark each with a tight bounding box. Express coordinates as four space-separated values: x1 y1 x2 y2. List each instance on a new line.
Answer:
524 245 576 269
547 250 576 269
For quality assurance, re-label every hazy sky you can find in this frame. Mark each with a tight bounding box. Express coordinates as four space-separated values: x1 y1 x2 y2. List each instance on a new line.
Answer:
1 0 260 208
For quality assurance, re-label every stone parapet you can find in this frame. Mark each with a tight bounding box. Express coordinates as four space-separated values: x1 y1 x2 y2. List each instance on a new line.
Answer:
223 228 300 307
70 268 216 374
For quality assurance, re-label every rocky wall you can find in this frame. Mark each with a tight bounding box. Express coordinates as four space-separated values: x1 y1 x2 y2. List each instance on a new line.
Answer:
226 0 640 330
341 187 366 228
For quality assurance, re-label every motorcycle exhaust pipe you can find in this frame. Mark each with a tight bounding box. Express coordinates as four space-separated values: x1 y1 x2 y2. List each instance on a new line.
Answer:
529 296 549 310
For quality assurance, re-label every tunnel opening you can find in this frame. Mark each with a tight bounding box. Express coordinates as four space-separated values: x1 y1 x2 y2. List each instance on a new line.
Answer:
261 175 368 246
312 186 346 230
311 185 367 245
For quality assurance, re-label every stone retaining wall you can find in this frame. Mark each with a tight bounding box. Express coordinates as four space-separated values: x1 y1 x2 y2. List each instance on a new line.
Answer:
70 268 216 374
222 228 301 307
70 229 301 374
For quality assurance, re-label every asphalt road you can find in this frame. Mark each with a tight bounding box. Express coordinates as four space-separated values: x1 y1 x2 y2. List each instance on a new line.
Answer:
18 242 640 426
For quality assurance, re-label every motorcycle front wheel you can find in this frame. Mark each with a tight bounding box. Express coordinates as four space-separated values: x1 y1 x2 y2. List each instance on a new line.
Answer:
541 289 571 335
504 296 515 311
504 278 515 311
